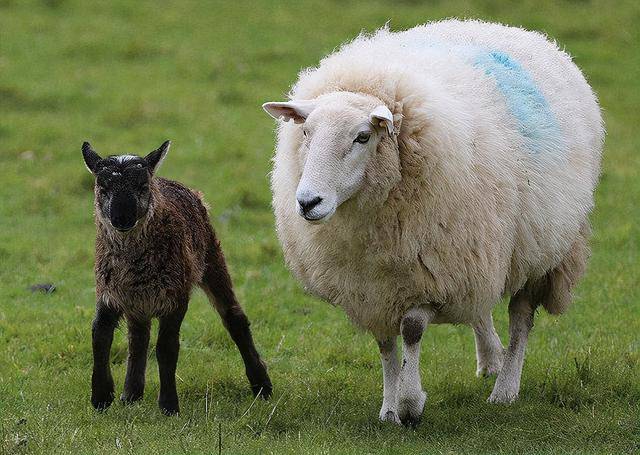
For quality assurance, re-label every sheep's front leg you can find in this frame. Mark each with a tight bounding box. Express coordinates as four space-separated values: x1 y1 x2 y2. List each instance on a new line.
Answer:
397 307 434 427
488 291 535 403
377 337 400 424
156 304 187 415
91 303 121 410
473 312 505 377
121 317 151 403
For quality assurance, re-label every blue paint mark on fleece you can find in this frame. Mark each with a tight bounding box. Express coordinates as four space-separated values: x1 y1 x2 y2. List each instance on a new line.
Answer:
399 37 562 153
472 51 560 153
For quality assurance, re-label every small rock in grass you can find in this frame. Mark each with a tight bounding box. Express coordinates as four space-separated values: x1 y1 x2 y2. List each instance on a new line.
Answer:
29 283 56 294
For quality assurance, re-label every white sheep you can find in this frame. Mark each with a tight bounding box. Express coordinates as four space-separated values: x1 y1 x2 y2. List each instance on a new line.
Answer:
263 19 603 426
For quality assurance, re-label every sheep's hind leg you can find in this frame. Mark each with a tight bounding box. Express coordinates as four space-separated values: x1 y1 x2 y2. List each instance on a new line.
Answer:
473 312 504 377
157 303 187 415
121 317 151 403
397 307 435 427
488 291 535 403
377 337 400 424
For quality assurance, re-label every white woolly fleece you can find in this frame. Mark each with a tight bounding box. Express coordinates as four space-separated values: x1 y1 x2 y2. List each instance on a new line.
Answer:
269 19 604 339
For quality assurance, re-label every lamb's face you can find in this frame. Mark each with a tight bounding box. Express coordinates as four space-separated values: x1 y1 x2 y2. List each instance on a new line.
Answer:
81 141 170 232
263 93 394 223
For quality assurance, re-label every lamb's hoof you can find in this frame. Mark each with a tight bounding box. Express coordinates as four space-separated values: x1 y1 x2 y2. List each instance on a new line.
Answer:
159 397 179 416
248 361 273 399
379 409 401 425
487 388 518 404
120 390 143 404
91 396 114 411
160 405 179 416
250 379 273 400
91 387 115 411
397 390 426 428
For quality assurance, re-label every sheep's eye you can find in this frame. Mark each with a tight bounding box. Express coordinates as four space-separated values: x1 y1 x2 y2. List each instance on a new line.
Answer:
302 129 307 137
354 132 371 144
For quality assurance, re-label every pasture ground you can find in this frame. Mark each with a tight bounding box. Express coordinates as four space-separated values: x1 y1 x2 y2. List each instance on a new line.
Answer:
0 0 638 453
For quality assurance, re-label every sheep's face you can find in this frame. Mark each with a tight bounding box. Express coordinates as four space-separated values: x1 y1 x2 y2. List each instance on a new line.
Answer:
263 93 394 223
82 141 170 233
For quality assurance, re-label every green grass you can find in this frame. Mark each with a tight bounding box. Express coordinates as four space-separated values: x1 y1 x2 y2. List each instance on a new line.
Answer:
0 0 638 453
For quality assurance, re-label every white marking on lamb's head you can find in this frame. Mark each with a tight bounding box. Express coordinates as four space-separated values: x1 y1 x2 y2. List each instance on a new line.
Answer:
116 155 138 164
264 92 395 223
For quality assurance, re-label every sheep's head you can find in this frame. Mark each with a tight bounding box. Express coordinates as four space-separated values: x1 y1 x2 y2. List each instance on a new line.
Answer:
81 141 170 233
263 92 395 223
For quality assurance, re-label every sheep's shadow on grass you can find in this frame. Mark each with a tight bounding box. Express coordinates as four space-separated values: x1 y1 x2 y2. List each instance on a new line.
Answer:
189 370 632 437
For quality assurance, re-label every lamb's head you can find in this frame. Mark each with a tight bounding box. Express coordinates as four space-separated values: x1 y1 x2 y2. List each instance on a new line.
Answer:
81 141 170 232
263 92 395 223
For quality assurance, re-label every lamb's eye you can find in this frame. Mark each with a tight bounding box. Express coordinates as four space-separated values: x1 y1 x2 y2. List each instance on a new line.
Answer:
302 129 307 137
354 132 371 144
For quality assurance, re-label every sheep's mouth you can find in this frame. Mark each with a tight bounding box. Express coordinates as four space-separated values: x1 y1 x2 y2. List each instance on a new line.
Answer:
303 214 324 222
300 207 335 224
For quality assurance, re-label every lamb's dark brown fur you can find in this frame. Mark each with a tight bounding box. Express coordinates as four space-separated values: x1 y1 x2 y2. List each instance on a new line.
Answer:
84 142 272 415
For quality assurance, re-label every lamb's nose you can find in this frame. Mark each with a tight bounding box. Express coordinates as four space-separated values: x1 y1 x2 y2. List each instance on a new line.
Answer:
297 196 323 214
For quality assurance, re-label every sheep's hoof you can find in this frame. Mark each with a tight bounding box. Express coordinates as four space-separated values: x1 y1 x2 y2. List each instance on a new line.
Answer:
397 390 426 428
476 349 505 378
379 409 401 425
476 361 503 378
487 388 518 404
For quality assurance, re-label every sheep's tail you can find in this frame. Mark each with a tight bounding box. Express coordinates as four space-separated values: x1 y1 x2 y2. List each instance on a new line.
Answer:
532 222 592 315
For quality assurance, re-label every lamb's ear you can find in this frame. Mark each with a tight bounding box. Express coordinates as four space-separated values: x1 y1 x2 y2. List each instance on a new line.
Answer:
82 142 102 174
262 100 316 124
369 105 395 136
145 140 170 175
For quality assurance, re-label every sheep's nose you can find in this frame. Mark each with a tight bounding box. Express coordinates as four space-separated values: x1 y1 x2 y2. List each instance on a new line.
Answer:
297 196 323 214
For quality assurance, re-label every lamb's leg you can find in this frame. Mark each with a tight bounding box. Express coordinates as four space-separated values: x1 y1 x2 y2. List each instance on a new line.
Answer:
121 317 151 403
488 291 536 403
377 337 400 424
156 304 187 415
397 307 434 427
201 237 272 399
91 302 121 410
473 312 505 377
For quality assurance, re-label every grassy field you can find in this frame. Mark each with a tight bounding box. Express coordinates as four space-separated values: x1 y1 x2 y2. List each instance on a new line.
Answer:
0 0 638 453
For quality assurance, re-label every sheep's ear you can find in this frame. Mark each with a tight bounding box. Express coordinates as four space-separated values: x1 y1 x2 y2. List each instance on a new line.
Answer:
145 140 170 175
262 100 316 124
369 105 395 136
82 142 102 174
